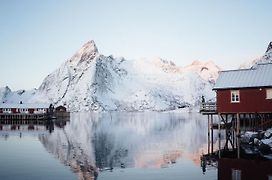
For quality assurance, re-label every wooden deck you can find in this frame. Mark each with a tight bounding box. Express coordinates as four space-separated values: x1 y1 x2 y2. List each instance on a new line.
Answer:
0 111 70 121
0 113 47 120
200 102 218 114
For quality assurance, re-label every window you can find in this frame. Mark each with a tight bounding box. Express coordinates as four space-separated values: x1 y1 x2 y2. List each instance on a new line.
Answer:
231 90 240 103
267 89 272 99
232 169 241 180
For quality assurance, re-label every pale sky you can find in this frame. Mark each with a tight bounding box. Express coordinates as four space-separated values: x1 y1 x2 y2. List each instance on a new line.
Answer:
1 0 272 90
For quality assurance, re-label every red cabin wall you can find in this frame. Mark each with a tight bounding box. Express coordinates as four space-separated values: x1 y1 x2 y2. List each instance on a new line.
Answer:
28 109 34 114
218 158 272 180
11 108 18 113
216 88 272 113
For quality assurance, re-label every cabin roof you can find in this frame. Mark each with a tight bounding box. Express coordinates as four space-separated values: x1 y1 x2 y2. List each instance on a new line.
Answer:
55 105 66 110
213 63 272 90
0 103 50 109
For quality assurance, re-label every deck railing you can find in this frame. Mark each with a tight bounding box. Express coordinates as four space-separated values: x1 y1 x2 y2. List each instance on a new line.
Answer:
200 102 217 113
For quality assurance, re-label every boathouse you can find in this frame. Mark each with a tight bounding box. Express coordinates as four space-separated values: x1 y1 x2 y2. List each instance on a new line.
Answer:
201 63 272 158
213 63 272 113
54 105 70 120
55 105 67 112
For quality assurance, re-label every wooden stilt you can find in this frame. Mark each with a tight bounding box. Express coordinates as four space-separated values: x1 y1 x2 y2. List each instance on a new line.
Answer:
237 113 240 159
211 115 214 153
208 115 210 155
218 113 221 158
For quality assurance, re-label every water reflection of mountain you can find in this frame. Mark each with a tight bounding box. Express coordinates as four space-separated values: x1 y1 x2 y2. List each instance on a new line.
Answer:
39 112 208 179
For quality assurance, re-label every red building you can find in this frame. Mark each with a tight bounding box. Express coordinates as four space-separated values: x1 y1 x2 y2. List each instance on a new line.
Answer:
213 63 272 113
202 63 272 161
0 103 50 114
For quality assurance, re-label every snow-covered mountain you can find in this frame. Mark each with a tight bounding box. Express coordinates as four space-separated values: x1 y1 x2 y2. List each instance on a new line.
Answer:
0 86 36 104
27 40 219 111
261 41 272 63
240 41 272 69
2 41 271 111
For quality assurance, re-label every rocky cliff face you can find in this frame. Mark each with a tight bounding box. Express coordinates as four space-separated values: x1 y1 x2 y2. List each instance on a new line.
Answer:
260 41 272 64
28 40 219 111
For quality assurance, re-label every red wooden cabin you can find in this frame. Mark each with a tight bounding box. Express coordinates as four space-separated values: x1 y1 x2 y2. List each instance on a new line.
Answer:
0 103 50 114
213 63 272 113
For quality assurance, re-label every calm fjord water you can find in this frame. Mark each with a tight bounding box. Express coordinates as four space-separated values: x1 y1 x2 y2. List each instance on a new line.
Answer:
0 112 216 180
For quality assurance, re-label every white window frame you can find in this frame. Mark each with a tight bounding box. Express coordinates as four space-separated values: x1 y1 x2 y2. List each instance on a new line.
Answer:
266 88 272 99
231 90 240 103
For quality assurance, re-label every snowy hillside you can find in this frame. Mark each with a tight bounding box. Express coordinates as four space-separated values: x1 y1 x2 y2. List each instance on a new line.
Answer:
28 40 219 111
0 86 36 104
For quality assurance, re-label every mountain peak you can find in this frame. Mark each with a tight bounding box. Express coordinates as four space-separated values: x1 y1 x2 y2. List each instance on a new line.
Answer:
83 40 98 53
243 41 272 68
69 40 99 65
266 41 272 53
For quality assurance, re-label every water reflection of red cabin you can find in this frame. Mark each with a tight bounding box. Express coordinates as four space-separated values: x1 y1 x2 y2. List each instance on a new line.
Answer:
218 158 272 180
213 63 272 113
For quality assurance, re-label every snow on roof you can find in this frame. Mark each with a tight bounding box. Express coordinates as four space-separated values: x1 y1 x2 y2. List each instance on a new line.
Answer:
0 103 50 109
213 63 272 90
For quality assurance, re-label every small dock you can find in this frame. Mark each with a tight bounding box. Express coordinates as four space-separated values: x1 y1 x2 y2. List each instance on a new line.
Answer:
0 113 47 121
199 102 217 115
0 112 70 121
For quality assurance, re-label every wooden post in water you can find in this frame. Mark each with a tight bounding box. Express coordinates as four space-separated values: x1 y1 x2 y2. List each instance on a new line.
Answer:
233 114 236 149
211 115 214 154
218 113 221 158
237 113 240 159
208 115 210 155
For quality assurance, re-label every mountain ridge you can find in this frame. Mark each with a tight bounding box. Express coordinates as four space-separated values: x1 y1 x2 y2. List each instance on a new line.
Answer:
25 41 219 111
5 40 271 111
